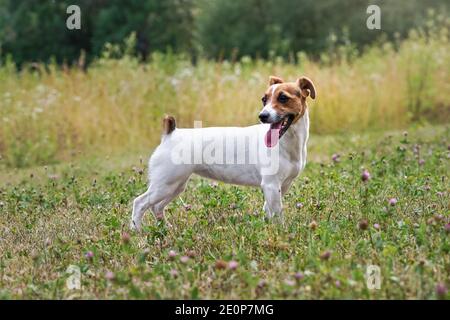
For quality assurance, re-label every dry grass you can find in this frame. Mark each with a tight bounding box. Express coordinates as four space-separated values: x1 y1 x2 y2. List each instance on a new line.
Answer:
0 20 449 170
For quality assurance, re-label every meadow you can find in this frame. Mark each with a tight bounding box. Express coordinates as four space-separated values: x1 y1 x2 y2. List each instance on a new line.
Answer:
0 20 449 169
0 21 449 299
0 125 449 299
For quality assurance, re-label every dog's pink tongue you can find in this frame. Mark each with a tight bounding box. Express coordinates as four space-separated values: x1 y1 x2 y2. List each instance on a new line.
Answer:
264 123 281 148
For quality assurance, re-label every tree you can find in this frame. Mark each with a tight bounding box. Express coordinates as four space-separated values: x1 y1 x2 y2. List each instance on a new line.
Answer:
91 0 195 60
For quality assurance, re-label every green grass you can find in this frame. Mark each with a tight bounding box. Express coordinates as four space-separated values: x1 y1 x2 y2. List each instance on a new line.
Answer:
0 125 449 299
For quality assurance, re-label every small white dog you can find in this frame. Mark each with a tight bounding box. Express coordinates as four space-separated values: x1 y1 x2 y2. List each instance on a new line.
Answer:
131 75 316 230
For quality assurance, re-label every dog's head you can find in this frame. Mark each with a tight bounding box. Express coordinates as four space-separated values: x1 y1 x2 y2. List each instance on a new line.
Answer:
259 76 316 147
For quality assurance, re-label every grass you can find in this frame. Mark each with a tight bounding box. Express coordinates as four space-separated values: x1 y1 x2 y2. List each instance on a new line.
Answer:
0 14 448 300
0 124 448 299
0 18 449 168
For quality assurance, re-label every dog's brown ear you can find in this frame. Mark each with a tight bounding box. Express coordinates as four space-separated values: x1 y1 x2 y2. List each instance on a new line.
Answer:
297 76 316 99
269 76 284 86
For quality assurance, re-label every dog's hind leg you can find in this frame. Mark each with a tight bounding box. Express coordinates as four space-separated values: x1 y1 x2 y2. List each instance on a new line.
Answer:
131 187 154 231
152 180 189 223
131 176 190 231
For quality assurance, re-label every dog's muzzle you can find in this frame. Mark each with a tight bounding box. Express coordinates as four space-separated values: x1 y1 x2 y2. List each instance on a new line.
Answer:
262 113 296 148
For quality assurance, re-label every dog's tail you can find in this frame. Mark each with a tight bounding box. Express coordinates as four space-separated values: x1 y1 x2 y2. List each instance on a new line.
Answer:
162 115 176 136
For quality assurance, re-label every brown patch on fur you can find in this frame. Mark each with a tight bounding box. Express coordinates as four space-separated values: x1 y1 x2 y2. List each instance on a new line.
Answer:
297 76 316 99
263 76 317 124
269 76 284 85
162 115 176 135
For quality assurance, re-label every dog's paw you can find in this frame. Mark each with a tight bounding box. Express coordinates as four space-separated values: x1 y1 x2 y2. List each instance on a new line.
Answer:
130 220 141 232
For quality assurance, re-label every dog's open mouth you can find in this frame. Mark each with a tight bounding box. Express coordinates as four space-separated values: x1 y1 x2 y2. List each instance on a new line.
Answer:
264 114 295 148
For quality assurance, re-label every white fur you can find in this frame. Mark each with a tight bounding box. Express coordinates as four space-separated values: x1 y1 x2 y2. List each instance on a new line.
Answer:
131 109 309 231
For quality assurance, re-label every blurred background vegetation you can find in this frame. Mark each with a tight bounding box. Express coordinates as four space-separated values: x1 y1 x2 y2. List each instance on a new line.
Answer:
0 0 449 168
0 0 448 65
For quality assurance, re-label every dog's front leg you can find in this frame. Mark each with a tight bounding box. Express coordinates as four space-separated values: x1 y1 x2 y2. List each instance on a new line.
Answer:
261 177 282 220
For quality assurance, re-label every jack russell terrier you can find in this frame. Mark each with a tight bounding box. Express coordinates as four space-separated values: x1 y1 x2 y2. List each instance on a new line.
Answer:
131 75 316 231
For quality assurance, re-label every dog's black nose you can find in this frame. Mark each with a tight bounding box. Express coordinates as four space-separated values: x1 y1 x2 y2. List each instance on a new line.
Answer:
259 111 270 123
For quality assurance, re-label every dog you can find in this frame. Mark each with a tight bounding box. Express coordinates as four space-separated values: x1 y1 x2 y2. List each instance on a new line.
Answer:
131 75 316 231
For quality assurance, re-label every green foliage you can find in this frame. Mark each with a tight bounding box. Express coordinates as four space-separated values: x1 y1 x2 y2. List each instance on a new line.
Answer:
198 0 450 60
0 0 195 65
0 0 94 65
0 0 448 64
91 0 195 60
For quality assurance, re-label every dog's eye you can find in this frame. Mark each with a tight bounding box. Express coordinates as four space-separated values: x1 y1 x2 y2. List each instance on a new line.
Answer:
261 96 267 105
278 93 289 103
